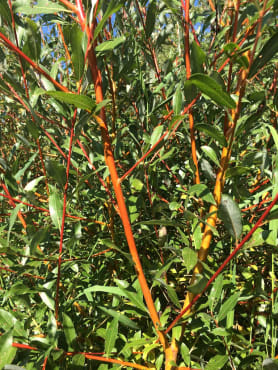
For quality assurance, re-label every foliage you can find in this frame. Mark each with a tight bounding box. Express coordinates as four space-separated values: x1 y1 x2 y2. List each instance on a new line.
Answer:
0 0 278 369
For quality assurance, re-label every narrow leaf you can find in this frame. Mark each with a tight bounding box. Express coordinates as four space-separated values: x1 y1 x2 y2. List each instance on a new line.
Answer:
173 85 182 115
94 1 124 40
217 292 240 322
190 73 236 108
209 274 223 311
14 0 70 14
249 32 278 78
0 330 17 369
24 176 45 192
166 285 181 308
191 41 206 74
49 187 63 230
150 125 164 146
42 91 95 111
182 247 198 273
39 292 55 311
105 318 118 355
145 1 156 38
96 36 126 53
195 124 227 147
205 355 228 370
218 194 242 239
201 145 220 167
62 313 77 351
99 307 138 329
71 24 85 80
8 203 23 243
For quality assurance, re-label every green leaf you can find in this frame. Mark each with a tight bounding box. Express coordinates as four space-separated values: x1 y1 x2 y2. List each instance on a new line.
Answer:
14 151 38 181
166 284 181 308
145 1 156 38
0 330 17 370
30 227 50 254
150 125 164 146
22 19 41 63
182 247 198 273
188 184 216 204
201 145 220 167
42 91 95 112
8 203 23 243
217 291 240 322
184 80 198 103
268 124 278 152
205 354 228 370
13 0 70 14
49 187 63 230
96 36 126 53
195 124 227 147
188 274 208 294
99 307 139 329
173 85 182 115
191 42 206 74
71 24 85 80
131 178 144 191
39 292 55 311
249 32 278 78
190 73 236 108
94 1 124 40
24 176 45 192
45 160 66 188
0 2 11 25
105 318 118 355
180 343 190 366
115 280 148 313
208 274 223 311
62 313 77 351
218 194 242 239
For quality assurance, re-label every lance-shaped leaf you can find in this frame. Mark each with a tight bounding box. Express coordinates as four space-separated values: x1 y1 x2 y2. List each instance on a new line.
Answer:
105 318 118 355
49 187 63 230
94 1 124 39
0 330 17 369
145 1 157 38
96 36 126 53
249 32 278 78
195 124 227 147
190 73 236 109
62 313 77 351
218 194 242 239
42 91 95 112
71 24 85 80
13 0 70 14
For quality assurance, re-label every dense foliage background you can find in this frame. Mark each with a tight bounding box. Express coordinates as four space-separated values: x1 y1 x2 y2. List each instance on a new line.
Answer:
0 0 278 368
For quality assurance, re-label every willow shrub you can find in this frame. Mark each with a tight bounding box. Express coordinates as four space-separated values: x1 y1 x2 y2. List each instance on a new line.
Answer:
0 0 278 369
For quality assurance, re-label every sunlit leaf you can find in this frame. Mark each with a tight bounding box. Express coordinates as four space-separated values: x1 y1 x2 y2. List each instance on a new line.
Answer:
0 330 17 369
190 73 236 108
217 291 240 322
96 36 126 53
41 91 95 111
13 0 70 14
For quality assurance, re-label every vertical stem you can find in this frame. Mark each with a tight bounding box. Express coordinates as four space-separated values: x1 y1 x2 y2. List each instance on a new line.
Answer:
81 5 168 346
182 0 200 184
